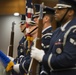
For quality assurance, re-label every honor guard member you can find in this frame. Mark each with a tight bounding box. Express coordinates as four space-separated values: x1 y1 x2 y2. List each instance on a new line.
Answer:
14 14 26 63
31 0 76 75
34 3 55 53
39 6 55 75
6 15 27 75
41 6 55 53
13 21 38 75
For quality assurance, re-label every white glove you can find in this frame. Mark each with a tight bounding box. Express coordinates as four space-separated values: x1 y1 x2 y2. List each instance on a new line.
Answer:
7 56 14 61
13 64 20 73
31 47 45 62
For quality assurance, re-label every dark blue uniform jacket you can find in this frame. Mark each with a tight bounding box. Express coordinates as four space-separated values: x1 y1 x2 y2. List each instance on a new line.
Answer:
42 18 76 75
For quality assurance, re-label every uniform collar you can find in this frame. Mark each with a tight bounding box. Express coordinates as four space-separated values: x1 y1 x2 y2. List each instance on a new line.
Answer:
42 26 52 33
60 20 71 31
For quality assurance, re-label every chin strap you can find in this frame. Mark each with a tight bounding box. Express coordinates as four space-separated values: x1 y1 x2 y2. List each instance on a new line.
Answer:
22 27 26 33
59 8 70 24
29 26 38 34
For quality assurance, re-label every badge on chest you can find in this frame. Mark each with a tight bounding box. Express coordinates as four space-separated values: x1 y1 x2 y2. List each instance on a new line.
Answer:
56 48 62 54
55 39 63 54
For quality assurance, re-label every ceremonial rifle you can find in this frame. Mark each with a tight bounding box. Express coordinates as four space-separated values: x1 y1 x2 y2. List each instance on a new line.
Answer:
7 22 15 57
27 3 44 75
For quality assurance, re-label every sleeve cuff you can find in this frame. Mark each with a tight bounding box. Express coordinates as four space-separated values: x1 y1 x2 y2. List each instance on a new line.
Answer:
13 64 20 73
7 56 14 61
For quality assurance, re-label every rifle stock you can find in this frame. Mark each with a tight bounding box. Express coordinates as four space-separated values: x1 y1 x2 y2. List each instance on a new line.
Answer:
7 22 15 57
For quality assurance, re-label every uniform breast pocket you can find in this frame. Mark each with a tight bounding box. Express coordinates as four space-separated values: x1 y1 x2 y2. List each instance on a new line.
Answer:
54 39 63 55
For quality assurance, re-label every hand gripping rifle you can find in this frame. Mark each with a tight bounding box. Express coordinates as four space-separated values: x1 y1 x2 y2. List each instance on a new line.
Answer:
7 21 15 57
27 3 44 75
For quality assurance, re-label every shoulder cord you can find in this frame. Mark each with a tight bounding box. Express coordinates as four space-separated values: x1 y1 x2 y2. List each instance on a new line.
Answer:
63 25 76 46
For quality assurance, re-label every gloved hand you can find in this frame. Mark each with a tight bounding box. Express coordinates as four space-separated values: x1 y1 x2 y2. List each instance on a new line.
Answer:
7 56 14 61
13 64 20 73
31 47 45 62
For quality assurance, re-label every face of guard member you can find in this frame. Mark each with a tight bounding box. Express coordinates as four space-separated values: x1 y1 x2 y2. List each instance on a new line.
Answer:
28 24 38 35
55 8 67 22
33 16 39 25
43 14 51 25
20 23 26 32
42 7 55 25
55 8 67 21
54 8 74 24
